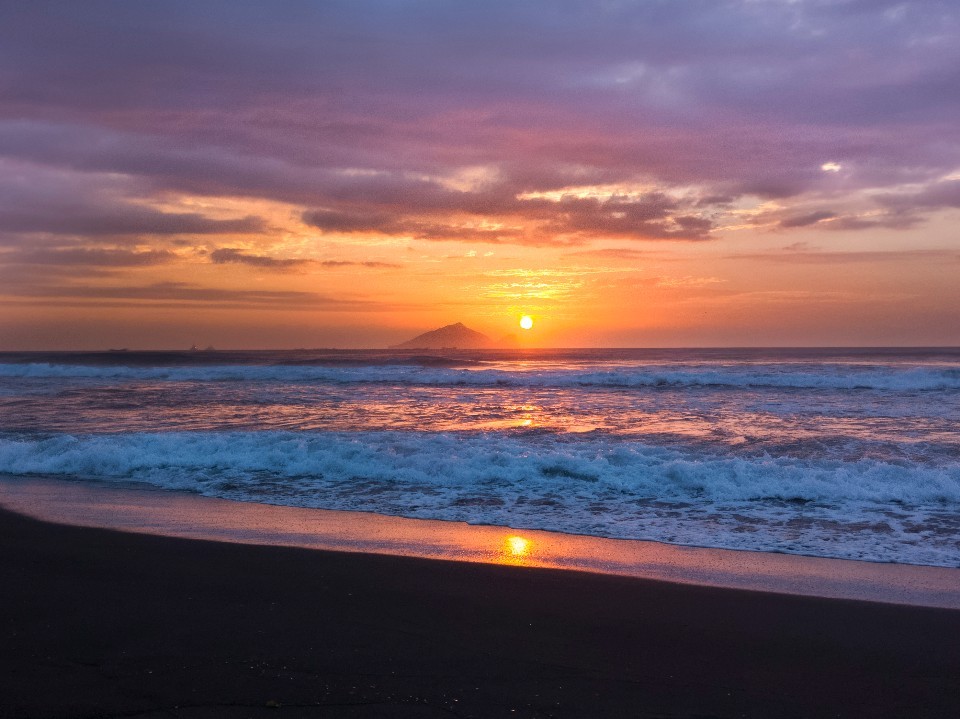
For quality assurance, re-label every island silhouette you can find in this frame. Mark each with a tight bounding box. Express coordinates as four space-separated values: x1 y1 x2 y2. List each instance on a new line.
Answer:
390 322 496 350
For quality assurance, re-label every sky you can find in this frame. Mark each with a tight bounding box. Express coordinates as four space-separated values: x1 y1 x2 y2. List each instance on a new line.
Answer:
1 0 959 349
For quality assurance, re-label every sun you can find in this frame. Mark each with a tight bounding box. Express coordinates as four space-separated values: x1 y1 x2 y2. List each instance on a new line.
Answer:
519 315 534 330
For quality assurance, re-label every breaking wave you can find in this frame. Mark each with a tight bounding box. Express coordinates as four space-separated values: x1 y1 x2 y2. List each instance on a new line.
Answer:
2 430 959 566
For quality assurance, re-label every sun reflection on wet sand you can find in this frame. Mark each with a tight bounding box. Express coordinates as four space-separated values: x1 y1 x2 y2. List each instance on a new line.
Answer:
500 535 532 564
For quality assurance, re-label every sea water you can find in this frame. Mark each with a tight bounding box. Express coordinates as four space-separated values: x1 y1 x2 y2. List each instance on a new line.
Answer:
0 348 958 567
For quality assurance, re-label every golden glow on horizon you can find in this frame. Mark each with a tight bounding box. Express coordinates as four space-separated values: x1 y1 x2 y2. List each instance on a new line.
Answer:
5 180 960 349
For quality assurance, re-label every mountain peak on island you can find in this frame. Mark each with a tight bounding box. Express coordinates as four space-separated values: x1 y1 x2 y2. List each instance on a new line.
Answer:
390 322 494 350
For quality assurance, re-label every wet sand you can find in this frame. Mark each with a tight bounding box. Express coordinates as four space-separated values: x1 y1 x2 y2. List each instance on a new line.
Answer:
2 502 960 717
3 476 960 609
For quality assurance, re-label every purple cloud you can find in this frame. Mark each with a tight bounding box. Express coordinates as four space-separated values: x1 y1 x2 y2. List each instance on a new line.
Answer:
0 279 397 311
209 248 401 270
0 0 957 259
209 248 307 269
779 211 837 229
1 247 176 266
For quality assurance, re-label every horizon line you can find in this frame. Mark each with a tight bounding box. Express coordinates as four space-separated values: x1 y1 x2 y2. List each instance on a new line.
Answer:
2 345 959 353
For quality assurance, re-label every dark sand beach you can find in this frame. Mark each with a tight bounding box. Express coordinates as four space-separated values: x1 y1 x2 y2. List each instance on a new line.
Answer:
2 507 960 719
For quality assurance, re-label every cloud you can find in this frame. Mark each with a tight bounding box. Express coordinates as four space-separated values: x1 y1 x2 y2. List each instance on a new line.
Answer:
0 155 266 248
0 0 958 259
7 208 264 237
561 247 651 260
779 210 836 228
825 213 924 232
209 248 401 269
0 246 180 287
875 179 960 213
726 248 960 264
0 208 264 237
542 194 713 240
751 200 934 234
319 260 401 268
301 209 398 233
209 248 307 269
0 279 396 311
301 189 716 245
0 247 176 266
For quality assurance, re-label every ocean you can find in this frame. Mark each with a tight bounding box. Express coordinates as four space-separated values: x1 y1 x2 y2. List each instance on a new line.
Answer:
1 348 958 567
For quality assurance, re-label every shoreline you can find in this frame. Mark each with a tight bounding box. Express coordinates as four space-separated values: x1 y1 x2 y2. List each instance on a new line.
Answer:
2 474 959 609
3 498 960 718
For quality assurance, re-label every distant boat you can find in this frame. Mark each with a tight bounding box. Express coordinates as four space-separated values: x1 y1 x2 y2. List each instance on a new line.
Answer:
107 348 129 352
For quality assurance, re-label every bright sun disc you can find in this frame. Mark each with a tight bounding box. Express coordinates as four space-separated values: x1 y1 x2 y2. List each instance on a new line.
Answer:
520 315 533 330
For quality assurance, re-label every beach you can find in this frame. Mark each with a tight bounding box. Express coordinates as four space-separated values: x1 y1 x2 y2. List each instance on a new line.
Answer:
3 484 960 718
2 349 959 717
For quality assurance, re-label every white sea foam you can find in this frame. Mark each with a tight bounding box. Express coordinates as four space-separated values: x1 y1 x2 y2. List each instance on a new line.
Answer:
1 361 959 391
2 430 958 566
